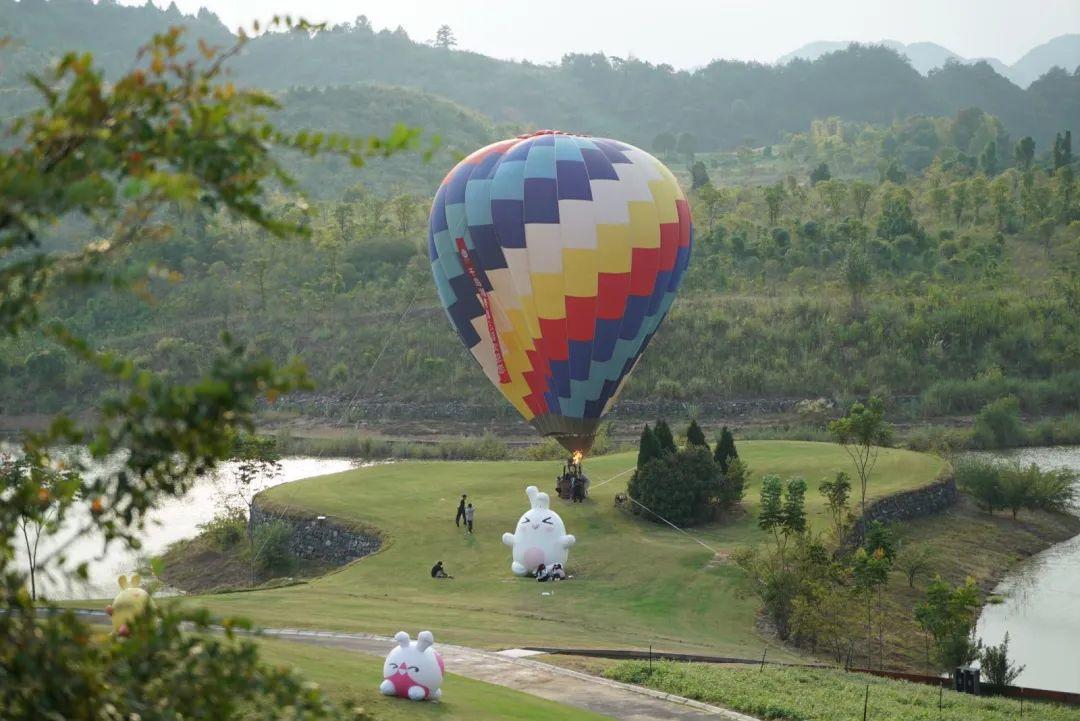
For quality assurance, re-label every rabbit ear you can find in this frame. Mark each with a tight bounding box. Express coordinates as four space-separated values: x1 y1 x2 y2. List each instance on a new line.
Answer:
417 631 434 651
130 574 141 588
535 492 550 510
117 575 128 590
525 485 539 508
394 631 411 648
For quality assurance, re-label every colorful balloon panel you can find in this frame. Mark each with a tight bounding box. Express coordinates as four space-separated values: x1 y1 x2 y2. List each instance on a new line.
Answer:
429 131 692 452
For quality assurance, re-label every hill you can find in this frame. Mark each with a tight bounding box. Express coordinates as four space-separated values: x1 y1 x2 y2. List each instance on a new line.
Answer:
780 34 1080 87
2 0 1078 150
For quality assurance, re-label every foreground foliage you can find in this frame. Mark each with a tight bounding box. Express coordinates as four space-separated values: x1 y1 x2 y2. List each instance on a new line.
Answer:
1 22 414 720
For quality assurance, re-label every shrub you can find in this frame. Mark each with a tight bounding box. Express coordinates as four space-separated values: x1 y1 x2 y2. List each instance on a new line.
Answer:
627 446 724 526
915 577 981 671
955 457 1004 514
250 519 296 575
971 396 1026 448
199 509 248 550
719 458 748 510
979 633 1025 692
685 419 707 448
861 521 897 561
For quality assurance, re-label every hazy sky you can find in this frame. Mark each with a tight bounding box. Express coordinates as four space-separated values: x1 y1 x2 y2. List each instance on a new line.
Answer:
129 0 1080 68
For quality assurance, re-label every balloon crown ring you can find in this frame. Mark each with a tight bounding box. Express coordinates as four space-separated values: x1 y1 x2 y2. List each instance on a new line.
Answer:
516 129 591 139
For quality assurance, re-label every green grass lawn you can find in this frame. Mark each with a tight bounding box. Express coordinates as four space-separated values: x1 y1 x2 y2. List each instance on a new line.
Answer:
183 442 944 657
603 661 1077 721
255 638 611 721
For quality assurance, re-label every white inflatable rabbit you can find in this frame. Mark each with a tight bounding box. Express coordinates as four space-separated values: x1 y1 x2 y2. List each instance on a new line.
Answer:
379 630 444 701
502 485 576 576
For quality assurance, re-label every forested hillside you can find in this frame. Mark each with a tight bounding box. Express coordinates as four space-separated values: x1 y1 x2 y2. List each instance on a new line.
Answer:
0 0 1077 435
2 0 1079 152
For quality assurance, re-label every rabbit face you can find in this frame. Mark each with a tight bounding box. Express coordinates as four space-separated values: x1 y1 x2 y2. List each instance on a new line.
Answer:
381 631 444 700
504 485 574 574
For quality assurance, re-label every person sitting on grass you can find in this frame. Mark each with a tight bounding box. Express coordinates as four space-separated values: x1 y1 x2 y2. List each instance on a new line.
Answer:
550 563 567 581
430 560 453 579
535 563 551 582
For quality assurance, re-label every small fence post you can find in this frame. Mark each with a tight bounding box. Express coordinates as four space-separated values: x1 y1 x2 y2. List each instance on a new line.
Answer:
648 644 653 675
760 648 767 671
938 683 943 715
1019 687 1024 717
862 683 870 721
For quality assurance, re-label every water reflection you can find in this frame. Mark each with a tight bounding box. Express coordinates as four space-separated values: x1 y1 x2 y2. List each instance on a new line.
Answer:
13 456 358 600
972 446 1080 694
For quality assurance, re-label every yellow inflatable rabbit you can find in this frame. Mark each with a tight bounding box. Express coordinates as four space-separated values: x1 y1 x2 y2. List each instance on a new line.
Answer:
105 574 154 637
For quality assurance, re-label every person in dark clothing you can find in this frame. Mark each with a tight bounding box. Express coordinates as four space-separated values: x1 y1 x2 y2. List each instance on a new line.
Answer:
465 503 475 533
431 561 452 579
455 494 467 526
535 563 551 582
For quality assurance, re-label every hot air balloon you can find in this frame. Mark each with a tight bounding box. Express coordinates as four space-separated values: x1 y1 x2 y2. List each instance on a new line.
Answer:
428 131 692 454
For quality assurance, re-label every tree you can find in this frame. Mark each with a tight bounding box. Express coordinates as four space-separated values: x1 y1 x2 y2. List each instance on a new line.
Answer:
0 24 414 721
227 434 283 585
1014 136 1035 171
652 132 676 155
1053 130 1073 171
758 475 806 557
816 179 847 217
989 175 1013 231
861 521 897 561
763 182 785 224
6 458 76 601
915 577 982 671
627 447 723 526
828 397 892 512
636 423 662 469
690 160 710 190
685 419 707 447
896 544 935 588
950 181 969 228
850 181 873 220
980 634 1025 692
653 419 676 455
842 242 872 315
955 457 1004 514
432 24 457 49
676 132 697 160
852 547 891 667
819 471 852 541
713 426 738 473
809 162 831 185
980 141 998 176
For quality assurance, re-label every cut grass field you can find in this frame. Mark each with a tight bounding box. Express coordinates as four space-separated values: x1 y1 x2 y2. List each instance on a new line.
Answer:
183 441 945 658
603 661 1078 721
254 638 611 721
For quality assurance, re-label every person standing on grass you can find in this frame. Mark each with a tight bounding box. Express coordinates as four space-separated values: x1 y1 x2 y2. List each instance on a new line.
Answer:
455 494 467 527
465 503 475 533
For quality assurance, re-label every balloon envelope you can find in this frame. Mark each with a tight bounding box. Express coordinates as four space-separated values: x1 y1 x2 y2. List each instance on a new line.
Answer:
428 131 692 452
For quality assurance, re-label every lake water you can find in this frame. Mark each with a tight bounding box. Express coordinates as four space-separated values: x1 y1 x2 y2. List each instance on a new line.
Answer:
13 456 357 600
973 446 1080 694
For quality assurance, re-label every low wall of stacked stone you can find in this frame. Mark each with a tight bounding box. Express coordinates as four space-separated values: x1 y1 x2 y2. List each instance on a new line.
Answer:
848 475 958 545
249 502 381 565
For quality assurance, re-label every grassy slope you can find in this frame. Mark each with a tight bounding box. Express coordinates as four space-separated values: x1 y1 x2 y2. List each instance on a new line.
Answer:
255 638 611 721
876 495 1080 671
603 661 1077 721
182 442 944 658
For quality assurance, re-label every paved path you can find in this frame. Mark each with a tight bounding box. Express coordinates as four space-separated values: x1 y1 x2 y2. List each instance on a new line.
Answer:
260 627 756 721
75 611 755 720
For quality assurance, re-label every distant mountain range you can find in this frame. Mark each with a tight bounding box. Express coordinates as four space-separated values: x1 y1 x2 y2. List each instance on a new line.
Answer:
779 34 1080 88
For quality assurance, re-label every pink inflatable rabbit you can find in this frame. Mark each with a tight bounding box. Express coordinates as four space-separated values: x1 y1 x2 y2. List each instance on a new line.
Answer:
379 630 444 701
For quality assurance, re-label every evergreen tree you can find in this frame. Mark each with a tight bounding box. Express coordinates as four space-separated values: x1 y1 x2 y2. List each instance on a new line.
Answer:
636 423 661 469
685 419 707 447
1015 136 1035 171
979 141 998 176
780 477 808 536
713 426 738 473
1053 130 1073 171
690 160 710 190
809 162 831 185
654 419 676 455
758 474 783 534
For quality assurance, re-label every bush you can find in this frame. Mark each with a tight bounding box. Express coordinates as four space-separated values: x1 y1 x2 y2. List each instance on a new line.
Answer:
627 446 724 526
250 519 296 575
979 633 1025 692
955 457 1004 514
720 458 748 509
199 509 248 550
971 396 1026 448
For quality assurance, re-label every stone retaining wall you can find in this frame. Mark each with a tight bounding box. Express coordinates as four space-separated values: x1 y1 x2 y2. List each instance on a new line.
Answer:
848 475 958 545
249 502 381 565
